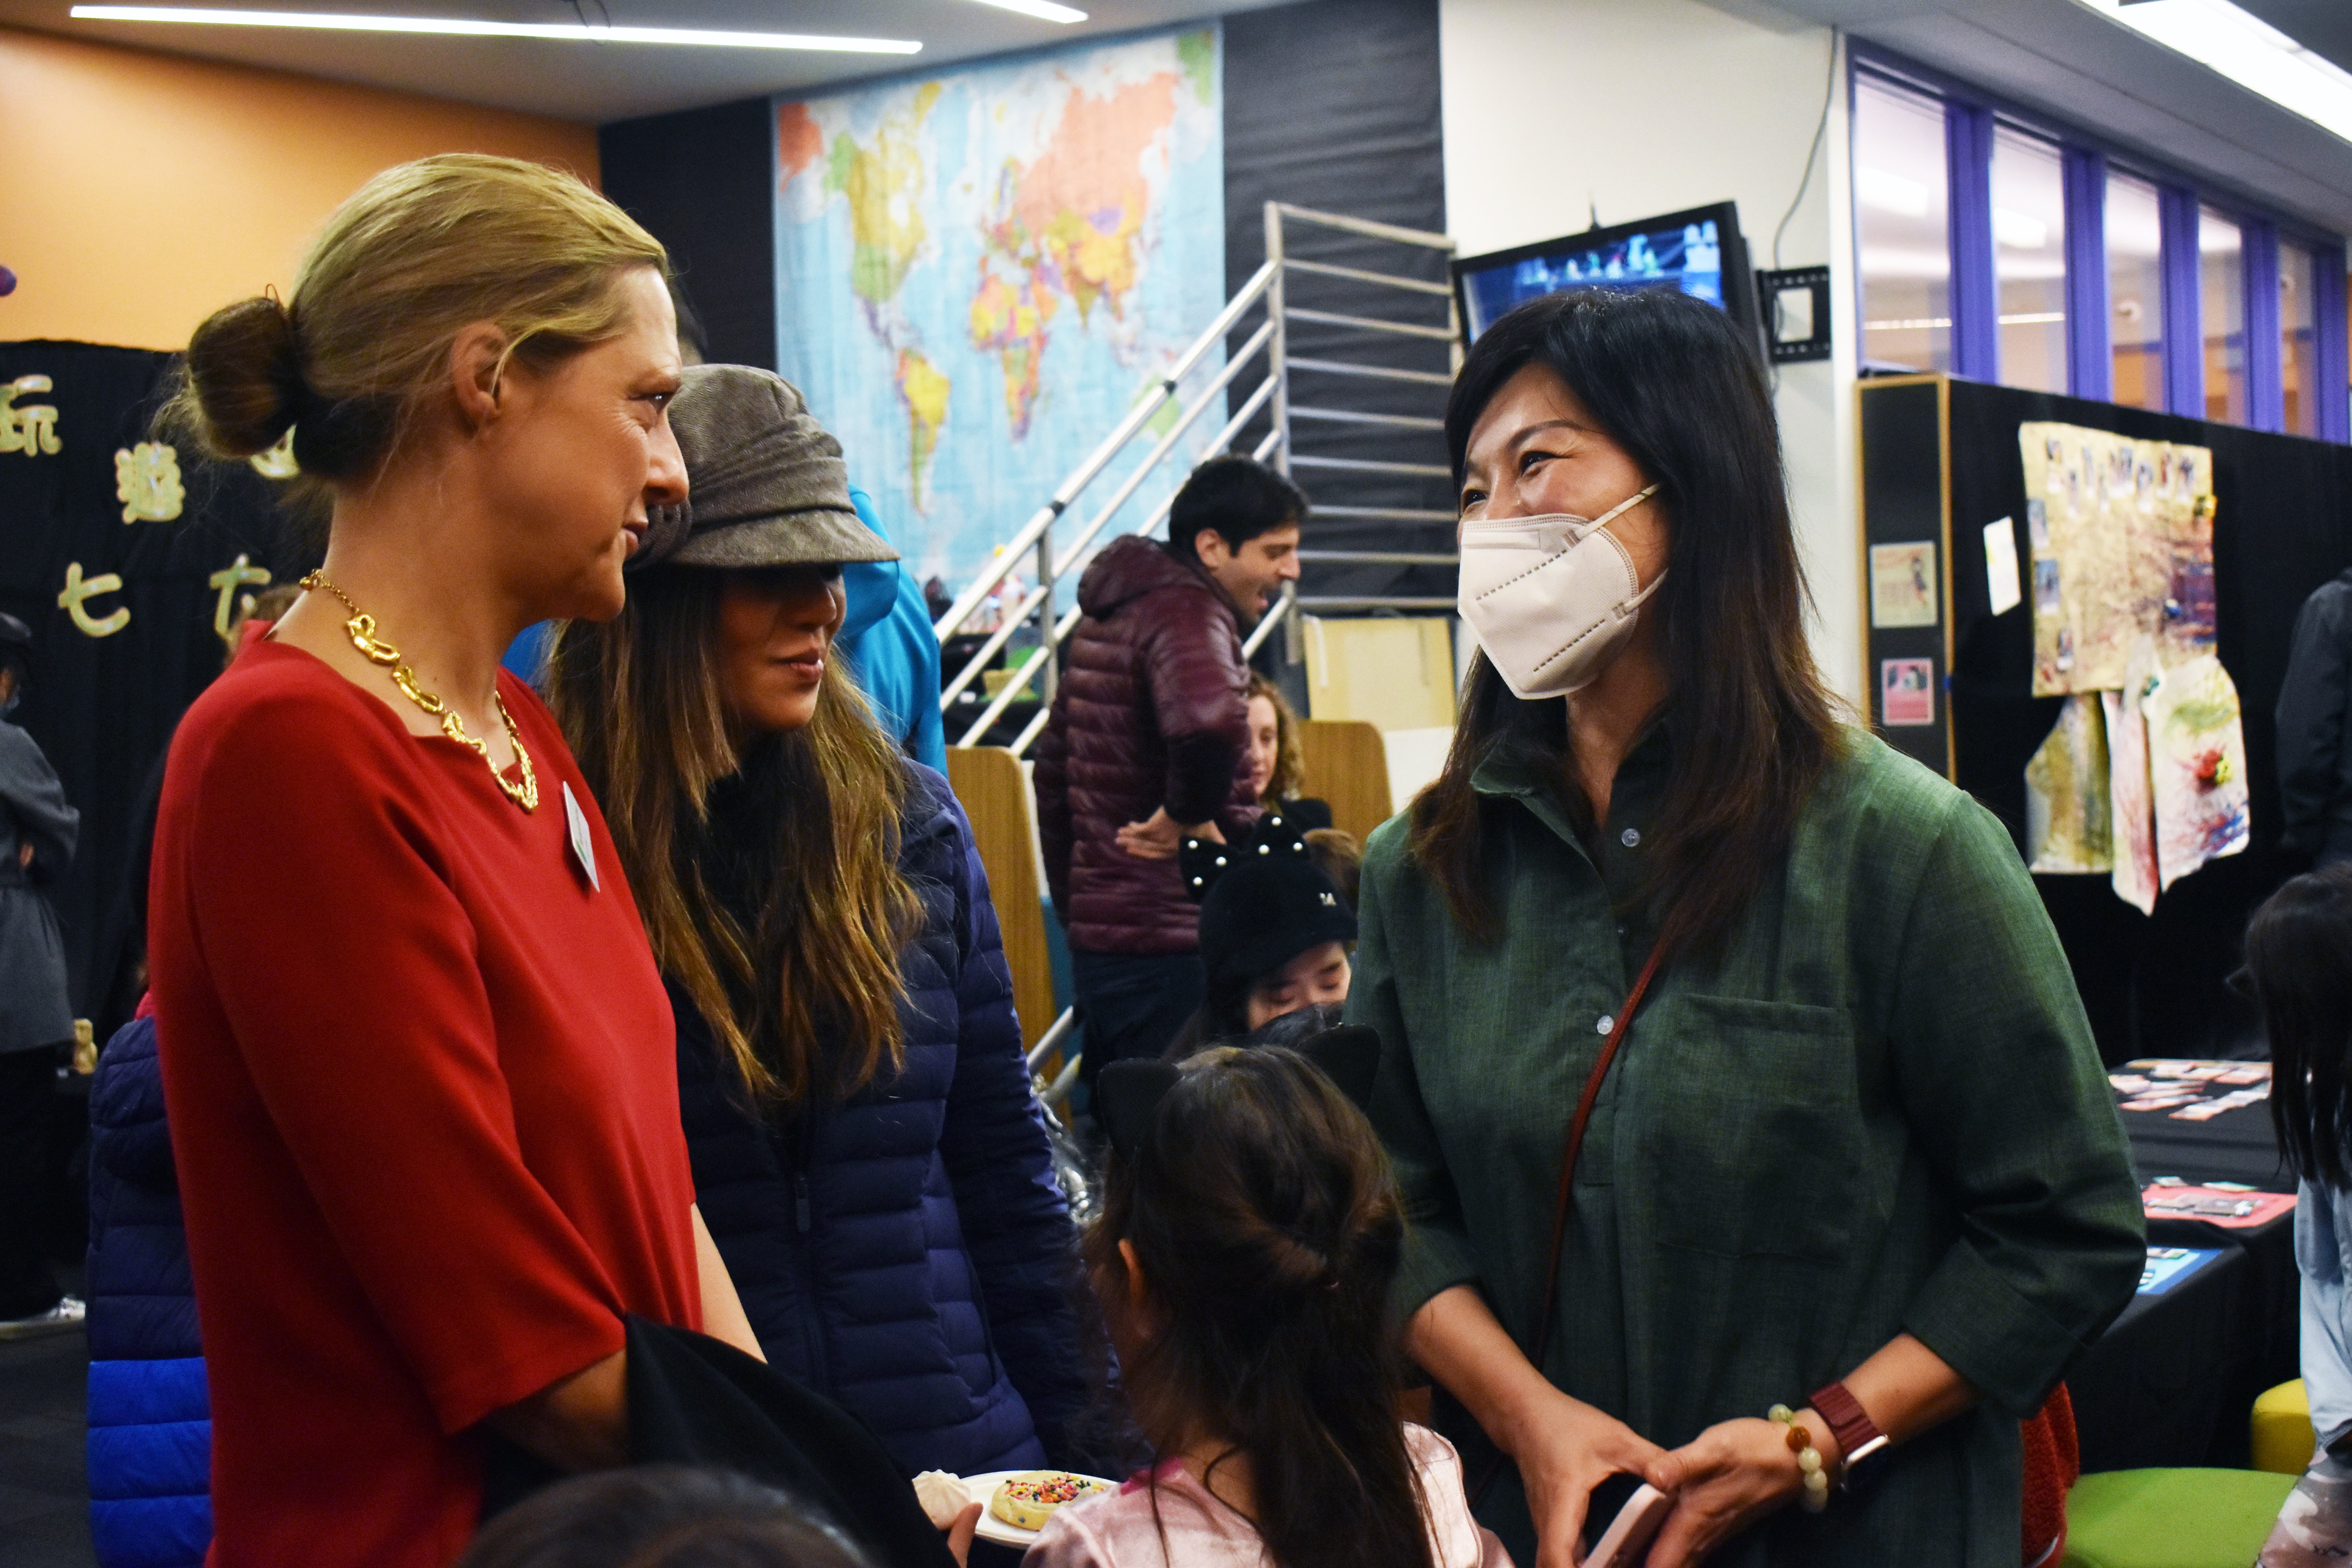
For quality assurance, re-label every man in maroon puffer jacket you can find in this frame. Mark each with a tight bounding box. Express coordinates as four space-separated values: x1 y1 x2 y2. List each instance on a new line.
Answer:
1035 457 1305 1085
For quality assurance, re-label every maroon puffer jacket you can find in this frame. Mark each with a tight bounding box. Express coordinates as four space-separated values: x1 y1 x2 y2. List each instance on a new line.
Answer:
1034 535 1259 955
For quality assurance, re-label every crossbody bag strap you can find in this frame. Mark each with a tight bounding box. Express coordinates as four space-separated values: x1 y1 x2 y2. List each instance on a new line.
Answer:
1530 945 1664 1376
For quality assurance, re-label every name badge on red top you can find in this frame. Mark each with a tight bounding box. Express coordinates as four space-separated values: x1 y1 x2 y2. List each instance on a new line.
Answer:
562 781 599 892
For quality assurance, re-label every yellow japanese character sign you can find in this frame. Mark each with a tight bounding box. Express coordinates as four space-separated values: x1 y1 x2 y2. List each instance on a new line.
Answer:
249 428 299 480
115 441 185 523
58 562 130 638
0 374 61 458
209 554 273 651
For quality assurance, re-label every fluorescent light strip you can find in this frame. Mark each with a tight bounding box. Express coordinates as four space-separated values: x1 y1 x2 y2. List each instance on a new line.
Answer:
67 6 922 53
2081 0 2352 144
961 0 1088 22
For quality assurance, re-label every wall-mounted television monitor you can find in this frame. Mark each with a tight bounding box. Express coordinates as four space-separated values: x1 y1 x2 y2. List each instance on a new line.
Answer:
1452 201 1760 345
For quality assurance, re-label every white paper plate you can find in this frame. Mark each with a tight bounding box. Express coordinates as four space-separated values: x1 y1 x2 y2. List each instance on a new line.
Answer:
959 1470 1120 1547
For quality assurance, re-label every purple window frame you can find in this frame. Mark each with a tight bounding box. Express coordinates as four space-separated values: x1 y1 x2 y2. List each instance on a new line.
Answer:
1852 44 2351 444
2245 219 2283 434
2159 185 2203 418
2063 148 2110 402
1944 101 1998 382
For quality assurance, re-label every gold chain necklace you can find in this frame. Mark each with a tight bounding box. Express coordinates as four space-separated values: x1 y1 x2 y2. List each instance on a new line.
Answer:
299 570 538 812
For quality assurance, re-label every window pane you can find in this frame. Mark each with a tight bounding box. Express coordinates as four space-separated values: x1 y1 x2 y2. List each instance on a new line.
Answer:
2201 207 2246 425
2107 172 2165 411
1855 76 1951 374
1990 125 2067 393
2282 239 2319 437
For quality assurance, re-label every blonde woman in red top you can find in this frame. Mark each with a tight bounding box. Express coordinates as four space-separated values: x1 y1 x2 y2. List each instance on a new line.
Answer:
147 155 760 1568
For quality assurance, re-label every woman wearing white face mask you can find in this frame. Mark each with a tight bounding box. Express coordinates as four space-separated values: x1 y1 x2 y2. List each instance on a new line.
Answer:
1345 289 2144 1568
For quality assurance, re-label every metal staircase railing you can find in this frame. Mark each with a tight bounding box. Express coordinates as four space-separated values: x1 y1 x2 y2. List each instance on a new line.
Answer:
935 202 1460 750
938 201 1459 1107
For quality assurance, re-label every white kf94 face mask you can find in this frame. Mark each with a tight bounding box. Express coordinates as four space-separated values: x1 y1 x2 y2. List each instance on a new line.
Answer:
1456 484 1663 700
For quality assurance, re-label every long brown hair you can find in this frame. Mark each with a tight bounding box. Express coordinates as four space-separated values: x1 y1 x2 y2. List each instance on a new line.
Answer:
1412 288 1840 967
1084 1047 1433 1568
1247 672 1305 805
548 568 921 1106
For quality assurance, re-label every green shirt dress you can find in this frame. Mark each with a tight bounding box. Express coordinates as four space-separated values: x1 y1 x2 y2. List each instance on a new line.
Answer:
1349 723 2145 1567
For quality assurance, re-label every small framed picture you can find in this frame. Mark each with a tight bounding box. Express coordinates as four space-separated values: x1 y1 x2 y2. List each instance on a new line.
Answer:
1880 658 1935 727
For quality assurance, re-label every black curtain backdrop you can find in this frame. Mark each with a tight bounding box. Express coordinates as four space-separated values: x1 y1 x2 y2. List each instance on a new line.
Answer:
1934 376 2352 1061
599 96 781 372
0 341 314 1038
1223 0 1452 614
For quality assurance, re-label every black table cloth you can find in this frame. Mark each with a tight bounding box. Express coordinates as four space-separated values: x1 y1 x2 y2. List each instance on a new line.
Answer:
2069 1076 2300 1470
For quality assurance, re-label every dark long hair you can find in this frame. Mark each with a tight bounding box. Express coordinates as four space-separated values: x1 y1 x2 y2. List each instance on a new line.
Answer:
1411 288 1841 966
2245 866 2352 1189
548 568 922 1107
1083 1048 1432 1568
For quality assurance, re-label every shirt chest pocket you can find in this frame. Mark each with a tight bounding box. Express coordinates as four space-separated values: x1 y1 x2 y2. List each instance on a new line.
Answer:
1627 994 1867 1262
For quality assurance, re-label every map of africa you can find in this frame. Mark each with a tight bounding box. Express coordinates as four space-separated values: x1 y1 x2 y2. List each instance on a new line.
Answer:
774 25 1225 591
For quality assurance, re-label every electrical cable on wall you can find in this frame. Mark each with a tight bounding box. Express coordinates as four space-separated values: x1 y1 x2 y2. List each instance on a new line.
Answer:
1773 30 1838 272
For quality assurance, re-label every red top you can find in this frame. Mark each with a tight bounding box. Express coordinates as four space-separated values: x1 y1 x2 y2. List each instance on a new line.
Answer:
148 641 701 1568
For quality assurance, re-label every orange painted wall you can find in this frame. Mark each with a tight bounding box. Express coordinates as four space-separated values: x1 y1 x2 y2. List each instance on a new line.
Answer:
0 27 598 350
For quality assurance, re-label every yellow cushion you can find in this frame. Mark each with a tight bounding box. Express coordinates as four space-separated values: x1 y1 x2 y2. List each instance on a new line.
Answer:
2252 1379 2317 1476
2063 1468 2298 1568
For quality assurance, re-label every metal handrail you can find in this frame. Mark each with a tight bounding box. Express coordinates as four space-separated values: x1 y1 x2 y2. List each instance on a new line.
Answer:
1049 321 1277 583
1272 201 1453 250
1285 305 1458 342
931 204 1457 757
937 581 1049 708
931 258 1277 642
1282 256 1452 298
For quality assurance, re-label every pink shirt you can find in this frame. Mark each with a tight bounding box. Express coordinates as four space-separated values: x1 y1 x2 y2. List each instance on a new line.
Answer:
1022 1425 1512 1568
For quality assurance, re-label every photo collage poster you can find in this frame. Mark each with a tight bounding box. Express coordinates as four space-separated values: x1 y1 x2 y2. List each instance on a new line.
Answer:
2017 422 2246 912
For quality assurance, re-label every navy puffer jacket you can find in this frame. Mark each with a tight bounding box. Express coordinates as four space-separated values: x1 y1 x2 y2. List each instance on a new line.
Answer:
678 761 1087 1477
85 1014 212 1568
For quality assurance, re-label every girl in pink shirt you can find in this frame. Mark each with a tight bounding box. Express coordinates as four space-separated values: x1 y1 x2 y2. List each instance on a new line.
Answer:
1027 1041 1508 1568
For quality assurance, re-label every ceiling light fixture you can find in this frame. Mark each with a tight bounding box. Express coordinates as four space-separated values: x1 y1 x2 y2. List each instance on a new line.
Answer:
960 0 1088 22
2081 0 2352 145
66 6 922 53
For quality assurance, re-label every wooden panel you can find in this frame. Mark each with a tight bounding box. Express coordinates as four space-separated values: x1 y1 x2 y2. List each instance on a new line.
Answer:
1295 719 1396 847
943 746 1056 1053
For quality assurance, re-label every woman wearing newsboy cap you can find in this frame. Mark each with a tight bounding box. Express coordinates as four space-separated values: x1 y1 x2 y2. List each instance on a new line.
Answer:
549 365 1089 1481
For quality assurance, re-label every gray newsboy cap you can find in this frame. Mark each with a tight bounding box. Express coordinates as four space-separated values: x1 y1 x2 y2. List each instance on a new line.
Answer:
633 363 898 570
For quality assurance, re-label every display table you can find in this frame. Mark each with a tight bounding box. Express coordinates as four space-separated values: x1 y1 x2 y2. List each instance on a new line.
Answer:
2071 1062 2299 1471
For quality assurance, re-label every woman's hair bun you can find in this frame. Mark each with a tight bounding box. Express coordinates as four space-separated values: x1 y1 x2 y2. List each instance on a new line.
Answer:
180 294 303 459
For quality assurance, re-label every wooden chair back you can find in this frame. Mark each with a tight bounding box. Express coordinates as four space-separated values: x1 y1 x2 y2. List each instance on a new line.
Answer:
1294 719 1396 847
943 746 1057 1053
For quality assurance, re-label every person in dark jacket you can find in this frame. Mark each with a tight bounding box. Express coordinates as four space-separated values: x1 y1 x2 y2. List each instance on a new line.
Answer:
1032 457 1305 1080
550 364 1086 1480
86 1009 212 1567
0 612 83 1340
2279 568 2352 866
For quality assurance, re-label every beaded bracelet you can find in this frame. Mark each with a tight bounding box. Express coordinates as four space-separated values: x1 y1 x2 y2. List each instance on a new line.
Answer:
1768 1404 1831 1513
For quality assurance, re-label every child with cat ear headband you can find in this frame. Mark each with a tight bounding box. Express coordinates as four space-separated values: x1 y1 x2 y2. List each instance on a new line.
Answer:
1034 1039 1509 1568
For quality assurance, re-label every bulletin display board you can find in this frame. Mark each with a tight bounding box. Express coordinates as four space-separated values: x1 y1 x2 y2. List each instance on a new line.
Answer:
1857 373 2352 1061
0 339 315 1039
1857 376 1955 778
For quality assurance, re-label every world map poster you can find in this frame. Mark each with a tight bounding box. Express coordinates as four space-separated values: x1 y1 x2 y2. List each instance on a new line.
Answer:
773 25 1227 593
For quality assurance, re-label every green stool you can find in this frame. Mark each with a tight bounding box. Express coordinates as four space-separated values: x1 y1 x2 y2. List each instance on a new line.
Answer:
2252 1380 2317 1476
2062 1468 2298 1568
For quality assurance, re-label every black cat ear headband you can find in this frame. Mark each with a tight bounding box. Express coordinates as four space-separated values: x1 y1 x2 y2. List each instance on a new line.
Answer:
1092 1024 1383 1164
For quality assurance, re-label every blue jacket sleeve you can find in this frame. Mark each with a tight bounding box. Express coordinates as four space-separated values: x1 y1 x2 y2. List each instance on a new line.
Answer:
929 784 1087 1461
